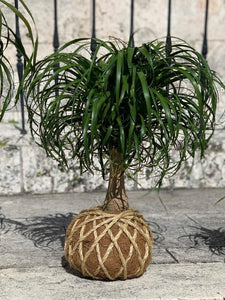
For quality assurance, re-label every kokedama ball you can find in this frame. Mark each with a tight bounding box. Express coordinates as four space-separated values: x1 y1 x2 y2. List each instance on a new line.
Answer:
64 206 153 280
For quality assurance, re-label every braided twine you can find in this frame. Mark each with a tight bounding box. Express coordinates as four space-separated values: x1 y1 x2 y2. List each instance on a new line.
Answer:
64 206 153 280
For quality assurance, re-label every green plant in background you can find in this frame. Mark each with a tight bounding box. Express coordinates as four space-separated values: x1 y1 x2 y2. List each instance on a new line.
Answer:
23 38 223 213
0 0 37 120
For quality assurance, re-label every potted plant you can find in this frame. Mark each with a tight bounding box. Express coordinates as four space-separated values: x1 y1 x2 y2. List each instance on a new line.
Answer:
19 37 224 280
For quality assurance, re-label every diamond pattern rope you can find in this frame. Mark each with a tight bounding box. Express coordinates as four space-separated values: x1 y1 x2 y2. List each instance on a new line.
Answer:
65 206 153 280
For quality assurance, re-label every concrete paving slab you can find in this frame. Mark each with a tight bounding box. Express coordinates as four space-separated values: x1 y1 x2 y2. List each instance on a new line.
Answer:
0 189 225 299
1 263 225 300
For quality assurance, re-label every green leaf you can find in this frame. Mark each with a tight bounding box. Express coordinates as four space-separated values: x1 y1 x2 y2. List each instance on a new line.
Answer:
116 116 125 155
216 195 225 203
116 51 123 102
152 89 174 137
137 71 152 128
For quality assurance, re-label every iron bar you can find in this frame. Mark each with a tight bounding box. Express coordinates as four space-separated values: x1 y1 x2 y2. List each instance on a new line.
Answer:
166 0 172 94
202 0 209 59
130 0 134 47
200 0 209 137
15 0 26 134
53 0 59 53
91 0 97 58
166 0 172 57
53 0 59 98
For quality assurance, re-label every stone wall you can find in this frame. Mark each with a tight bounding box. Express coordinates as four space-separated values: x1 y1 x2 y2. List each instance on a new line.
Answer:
1 0 225 194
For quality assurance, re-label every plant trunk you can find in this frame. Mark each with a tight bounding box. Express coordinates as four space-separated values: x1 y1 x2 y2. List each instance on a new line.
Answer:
103 149 129 213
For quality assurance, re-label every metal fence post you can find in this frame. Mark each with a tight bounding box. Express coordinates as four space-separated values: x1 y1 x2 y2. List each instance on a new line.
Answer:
15 0 26 134
166 0 172 94
166 0 172 56
91 0 96 58
202 0 209 59
53 0 59 98
130 0 134 47
53 0 59 53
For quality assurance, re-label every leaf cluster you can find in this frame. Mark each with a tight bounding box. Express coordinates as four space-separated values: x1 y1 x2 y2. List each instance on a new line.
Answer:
23 38 224 186
0 0 37 120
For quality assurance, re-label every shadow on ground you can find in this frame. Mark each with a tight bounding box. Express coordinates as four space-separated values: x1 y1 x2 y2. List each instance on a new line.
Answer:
0 208 77 249
0 208 166 250
179 217 225 256
1 208 224 257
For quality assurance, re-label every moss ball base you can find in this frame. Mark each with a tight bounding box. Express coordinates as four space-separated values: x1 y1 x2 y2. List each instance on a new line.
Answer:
64 206 153 280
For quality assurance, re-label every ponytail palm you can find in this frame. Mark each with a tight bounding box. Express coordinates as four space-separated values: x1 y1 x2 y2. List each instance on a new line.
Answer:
24 38 223 212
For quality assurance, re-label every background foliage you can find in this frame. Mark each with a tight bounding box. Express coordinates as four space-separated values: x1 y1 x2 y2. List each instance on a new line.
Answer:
0 0 37 120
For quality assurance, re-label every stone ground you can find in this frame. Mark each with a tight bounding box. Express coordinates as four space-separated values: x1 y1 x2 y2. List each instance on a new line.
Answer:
0 189 225 300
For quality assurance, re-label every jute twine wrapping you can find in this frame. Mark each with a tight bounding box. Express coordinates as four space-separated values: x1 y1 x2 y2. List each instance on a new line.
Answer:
64 206 153 280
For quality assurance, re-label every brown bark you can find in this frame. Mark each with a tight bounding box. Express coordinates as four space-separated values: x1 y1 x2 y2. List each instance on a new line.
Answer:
102 149 129 213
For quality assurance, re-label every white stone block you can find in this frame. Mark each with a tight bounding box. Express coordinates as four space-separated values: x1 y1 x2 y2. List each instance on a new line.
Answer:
0 145 21 194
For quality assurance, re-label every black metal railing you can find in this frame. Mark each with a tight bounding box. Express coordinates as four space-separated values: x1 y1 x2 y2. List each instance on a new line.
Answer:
202 0 209 59
91 0 96 58
15 0 26 134
53 0 59 98
166 0 172 94
130 0 135 47
53 0 59 54
166 0 172 57
14 0 210 134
